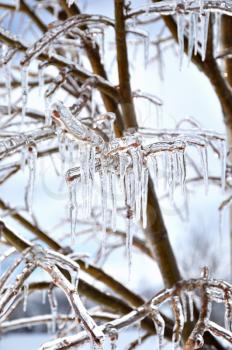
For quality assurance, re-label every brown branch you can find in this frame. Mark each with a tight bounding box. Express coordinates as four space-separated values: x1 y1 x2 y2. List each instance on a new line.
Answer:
114 0 181 289
114 0 137 129
58 0 124 136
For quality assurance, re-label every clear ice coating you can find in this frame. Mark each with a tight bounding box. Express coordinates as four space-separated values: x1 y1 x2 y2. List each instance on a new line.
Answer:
58 107 226 270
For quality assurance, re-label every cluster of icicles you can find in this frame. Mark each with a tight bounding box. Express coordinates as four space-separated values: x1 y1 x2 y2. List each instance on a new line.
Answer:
49 102 226 272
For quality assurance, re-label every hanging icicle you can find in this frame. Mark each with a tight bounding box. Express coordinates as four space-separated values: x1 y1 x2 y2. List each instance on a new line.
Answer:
197 144 208 194
106 325 118 350
201 12 210 61
4 62 11 117
194 13 199 56
21 65 28 129
188 13 195 63
66 176 77 244
177 148 186 195
144 34 150 69
38 65 44 97
25 142 37 215
141 165 148 228
125 171 136 279
219 139 227 191
48 288 58 334
109 172 117 232
176 5 185 69
23 283 29 313
99 154 108 255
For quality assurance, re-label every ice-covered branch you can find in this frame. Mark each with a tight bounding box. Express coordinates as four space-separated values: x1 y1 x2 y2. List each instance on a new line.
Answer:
40 270 232 350
0 128 54 159
127 1 232 19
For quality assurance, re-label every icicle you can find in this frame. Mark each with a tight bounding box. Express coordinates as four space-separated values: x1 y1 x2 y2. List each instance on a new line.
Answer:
219 208 223 240
110 173 117 232
25 142 37 215
4 62 11 117
45 94 52 126
23 283 29 312
125 172 135 280
131 149 142 222
151 306 165 350
167 152 175 201
38 66 44 97
219 140 226 191
67 177 77 244
79 143 92 219
119 153 130 196
180 292 188 322
177 10 185 69
48 289 58 334
201 13 210 61
194 14 199 56
21 65 28 129
141 166 148 229
151 155 159 186
106 326 118 350
187 291 194 322
88 146 96 217
20 147 27 171
188 13 194 63
109 328 118 350
42 290 47 304
213 13 221 56
177 149 186 195
71 269 79 290
144 35 149 69
100 155 108 255
198 145 208 194
225 292 232 331
57 128 66 176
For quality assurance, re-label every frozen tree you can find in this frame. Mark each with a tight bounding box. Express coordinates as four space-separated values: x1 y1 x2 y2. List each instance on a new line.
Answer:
0 0 232 349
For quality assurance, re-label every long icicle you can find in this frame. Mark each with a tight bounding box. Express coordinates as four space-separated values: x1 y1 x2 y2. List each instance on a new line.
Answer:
67 177 77 244
25 143 37 215
21 65 28 129
177 10 185 69
201 12 210 61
